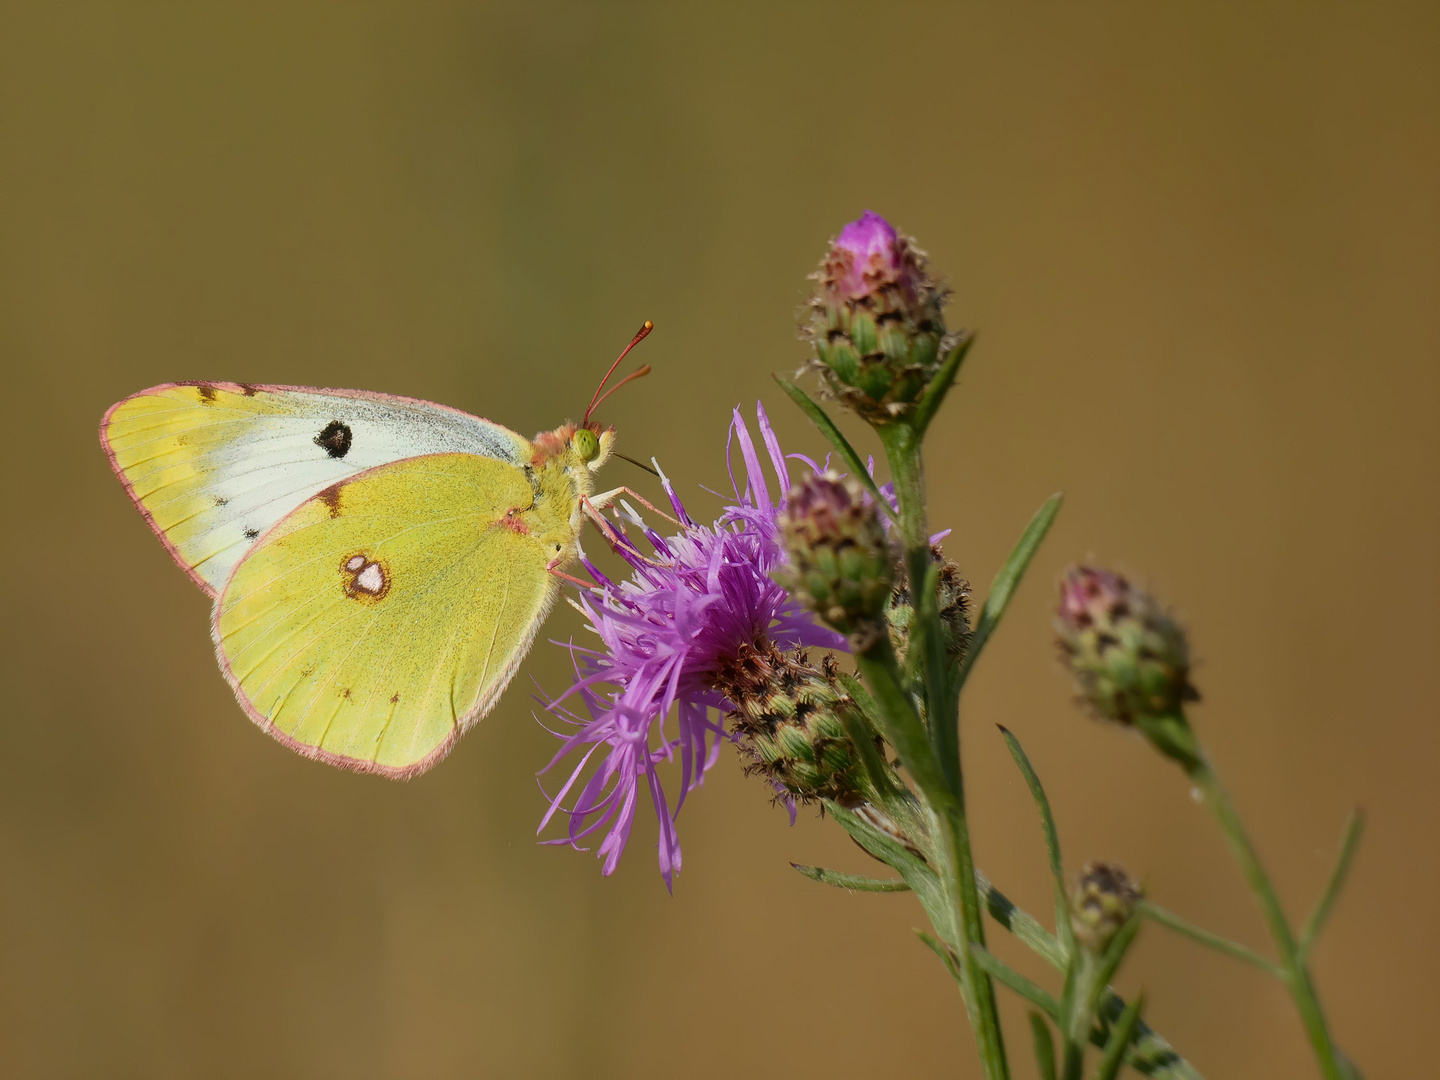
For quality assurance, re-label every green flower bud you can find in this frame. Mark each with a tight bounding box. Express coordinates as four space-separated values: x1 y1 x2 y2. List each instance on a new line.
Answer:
1055 567 1201 767
778 473 895 649
801 211 955 425
717 641 880 805
1070 862 1142 955
886 544 972 666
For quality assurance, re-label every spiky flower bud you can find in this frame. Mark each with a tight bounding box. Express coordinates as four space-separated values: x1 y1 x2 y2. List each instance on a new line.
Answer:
717 641 879 805
802 210 953 424
1070 862 1142 955
778 472 895 649
1055 565 1197 725
886 544 972 666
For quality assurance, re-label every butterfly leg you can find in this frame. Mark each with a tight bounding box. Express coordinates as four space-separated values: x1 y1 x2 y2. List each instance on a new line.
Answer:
588 486 683 526
546 565 600 591
578 496 664 567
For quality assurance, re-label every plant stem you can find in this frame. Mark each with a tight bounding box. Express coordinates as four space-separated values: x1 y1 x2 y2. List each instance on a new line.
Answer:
1189 757 1346 1080
878 420 1009 1080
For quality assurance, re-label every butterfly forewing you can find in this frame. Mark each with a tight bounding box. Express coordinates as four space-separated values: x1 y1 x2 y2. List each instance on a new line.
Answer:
101 382 530 594
213 453 559 776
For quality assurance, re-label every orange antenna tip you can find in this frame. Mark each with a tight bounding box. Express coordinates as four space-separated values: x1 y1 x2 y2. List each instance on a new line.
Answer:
584 321 656 425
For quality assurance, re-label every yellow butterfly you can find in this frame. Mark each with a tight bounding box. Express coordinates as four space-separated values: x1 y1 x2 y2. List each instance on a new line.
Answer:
101 323 657 779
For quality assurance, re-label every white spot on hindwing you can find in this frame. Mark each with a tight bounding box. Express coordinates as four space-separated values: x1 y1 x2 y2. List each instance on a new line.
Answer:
356 563 384 593
340 552 390 601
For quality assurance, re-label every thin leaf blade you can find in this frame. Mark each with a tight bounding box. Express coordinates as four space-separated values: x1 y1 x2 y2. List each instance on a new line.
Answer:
1093 993 1146 1080
911 331 975 437
772 375 894 517
1298 808 1365 960
957 492 1063 690
1031 1011 1059 1080
999 725 1075 959
791 863 911 892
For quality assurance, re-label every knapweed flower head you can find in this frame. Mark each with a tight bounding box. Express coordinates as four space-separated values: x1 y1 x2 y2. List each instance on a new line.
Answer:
886 545 972 667
1070 861 1142 955
538 404 846 888
1055 566 1194 725
777 472 894 649
803 209 953 424
1055 566 1202 770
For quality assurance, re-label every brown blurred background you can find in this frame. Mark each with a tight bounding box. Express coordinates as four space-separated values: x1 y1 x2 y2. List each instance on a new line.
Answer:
2 3 1436 1077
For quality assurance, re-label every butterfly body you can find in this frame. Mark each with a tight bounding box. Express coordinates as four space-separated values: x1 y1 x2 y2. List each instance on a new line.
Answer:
102 380 616 778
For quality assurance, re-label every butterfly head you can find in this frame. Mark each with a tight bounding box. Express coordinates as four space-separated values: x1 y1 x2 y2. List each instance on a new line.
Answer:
531 421 616 473
531 321 652 473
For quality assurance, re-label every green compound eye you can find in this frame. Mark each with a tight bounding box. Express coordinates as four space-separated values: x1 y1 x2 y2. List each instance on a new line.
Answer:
572 428 600 462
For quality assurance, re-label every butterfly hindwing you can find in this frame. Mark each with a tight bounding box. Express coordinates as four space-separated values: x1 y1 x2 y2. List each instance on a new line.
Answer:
213 452 560 777
101 382 531 595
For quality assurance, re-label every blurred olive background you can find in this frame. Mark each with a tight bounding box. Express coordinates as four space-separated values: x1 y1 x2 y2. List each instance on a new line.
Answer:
2 3 1436 1077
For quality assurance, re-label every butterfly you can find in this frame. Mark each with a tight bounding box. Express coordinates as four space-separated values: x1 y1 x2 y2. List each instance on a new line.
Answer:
100 322 659 779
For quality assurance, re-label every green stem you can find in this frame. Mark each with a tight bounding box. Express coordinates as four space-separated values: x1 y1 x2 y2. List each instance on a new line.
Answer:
1189 757 1345 1080
1060 952 1099 1080
878 420 1007 1080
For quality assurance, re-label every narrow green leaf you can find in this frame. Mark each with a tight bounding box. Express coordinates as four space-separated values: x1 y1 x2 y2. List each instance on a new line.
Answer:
974 868 1200 1079
1139 900 1281 975
971 943 1061 1019
1093 993 1145 1080
956 492 1064 691
917 929 963 982
1298 808 1365 961
772 375 895 519
977 869 1067 968
911 331 975 437
999 725 1075 959
1094 915 1143 999
1031 1012 1059 1080
824 800 950 929
791 863 911 892
855 645 950 807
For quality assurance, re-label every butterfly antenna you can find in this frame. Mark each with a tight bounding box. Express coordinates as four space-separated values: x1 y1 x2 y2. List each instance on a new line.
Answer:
615 452 660 477
584 320 653 426
588 364 651 415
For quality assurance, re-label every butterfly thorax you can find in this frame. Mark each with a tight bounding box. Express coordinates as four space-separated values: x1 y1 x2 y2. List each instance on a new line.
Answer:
519 421 617 568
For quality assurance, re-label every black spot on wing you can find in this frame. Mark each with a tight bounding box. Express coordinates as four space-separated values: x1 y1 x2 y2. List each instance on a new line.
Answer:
197 384 217 405
243 527 259 540
315 420 353 459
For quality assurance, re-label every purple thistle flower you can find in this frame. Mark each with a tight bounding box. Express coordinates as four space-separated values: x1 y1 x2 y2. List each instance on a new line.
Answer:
831 210 902 299
538 403 844 889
